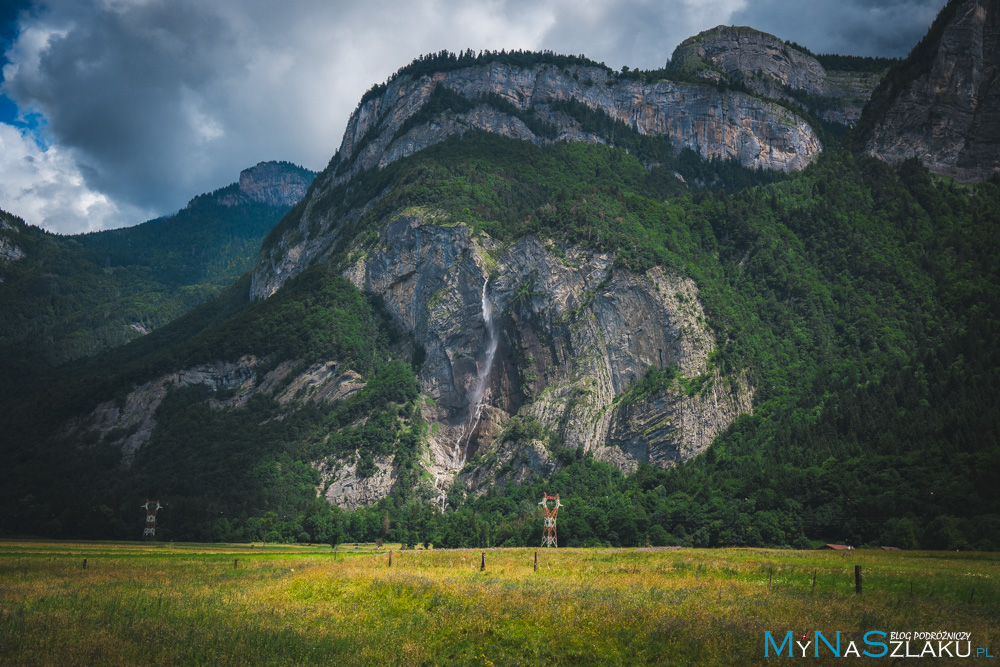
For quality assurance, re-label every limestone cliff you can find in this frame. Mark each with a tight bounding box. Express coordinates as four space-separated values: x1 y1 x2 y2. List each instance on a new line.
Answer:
671 26 883 127
863 0 1000 181
252 58 822 301
344 211 753 495
332 62 819 184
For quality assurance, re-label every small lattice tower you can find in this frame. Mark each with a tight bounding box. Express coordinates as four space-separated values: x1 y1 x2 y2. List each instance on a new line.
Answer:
142 500 162 538
539 493 562 548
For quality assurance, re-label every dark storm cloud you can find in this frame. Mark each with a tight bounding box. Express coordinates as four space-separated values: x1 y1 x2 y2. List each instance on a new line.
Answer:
5 1 248 212
730 0 949 57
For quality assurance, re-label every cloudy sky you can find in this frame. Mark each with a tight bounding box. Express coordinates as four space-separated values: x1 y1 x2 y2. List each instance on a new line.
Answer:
0 0 948 234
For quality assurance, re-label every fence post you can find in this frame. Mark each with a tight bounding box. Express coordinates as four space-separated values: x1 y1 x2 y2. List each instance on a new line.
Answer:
855 565 862 595
534 551 538 572
481 552 486 572
812 571 816 593
389 552 392 568
234 558 238 570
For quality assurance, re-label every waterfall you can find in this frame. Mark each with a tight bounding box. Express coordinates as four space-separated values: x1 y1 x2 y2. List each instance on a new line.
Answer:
454 279 498 468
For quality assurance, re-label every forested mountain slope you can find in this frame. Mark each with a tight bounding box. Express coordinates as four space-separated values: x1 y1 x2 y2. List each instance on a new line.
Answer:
0 161 314 399
0 3 997 551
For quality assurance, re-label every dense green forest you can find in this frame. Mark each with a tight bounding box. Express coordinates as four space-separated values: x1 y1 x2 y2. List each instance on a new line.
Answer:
322 137 1000 551
2 129 996 551
0 179 309 403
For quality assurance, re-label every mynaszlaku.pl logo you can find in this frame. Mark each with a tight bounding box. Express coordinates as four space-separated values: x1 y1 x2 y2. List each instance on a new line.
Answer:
764 630 994 658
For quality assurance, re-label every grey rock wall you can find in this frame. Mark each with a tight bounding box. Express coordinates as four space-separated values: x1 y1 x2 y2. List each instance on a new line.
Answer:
671 25 882 127
344 211 753 493
865 0 1000 181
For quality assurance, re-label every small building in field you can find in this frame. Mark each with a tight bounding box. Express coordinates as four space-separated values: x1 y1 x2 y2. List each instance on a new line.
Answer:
818 543 854 550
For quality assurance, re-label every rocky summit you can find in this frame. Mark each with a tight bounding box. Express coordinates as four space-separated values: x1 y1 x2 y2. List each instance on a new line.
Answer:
671 25 883 127
216 161 315 208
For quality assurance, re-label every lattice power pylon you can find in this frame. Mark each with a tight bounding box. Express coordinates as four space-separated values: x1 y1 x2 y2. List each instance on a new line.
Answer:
142 500 162 538
539 493 562 548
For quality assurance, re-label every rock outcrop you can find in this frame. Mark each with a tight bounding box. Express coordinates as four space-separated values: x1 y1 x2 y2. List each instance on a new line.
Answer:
216 161 315 208
344 211 753 490
0 237 24 264
72 355 365 466
320 455 398 511
863 0 1000 181
671 26 883 127
0 213 25 265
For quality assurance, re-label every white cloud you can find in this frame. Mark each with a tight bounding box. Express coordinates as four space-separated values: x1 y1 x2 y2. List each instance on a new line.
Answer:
0 122 151 233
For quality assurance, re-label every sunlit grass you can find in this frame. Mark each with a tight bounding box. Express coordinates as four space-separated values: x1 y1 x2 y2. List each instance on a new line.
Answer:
1 541 997 665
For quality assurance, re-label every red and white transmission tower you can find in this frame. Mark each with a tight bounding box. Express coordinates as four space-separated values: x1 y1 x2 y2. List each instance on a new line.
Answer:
539 493 562 548
142 500 162 538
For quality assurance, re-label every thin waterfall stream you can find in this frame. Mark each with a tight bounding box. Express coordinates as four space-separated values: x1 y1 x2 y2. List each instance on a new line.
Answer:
453 279 498 468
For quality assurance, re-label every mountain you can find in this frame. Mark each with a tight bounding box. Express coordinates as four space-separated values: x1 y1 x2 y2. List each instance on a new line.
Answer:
1 6 997 550
251 48 837 300
0 161 314 391
860 0 1000 181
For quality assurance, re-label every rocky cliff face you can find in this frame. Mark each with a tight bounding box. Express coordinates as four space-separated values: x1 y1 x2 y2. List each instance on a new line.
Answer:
217 161 315 208
70 355 365 464
671 26 882 127
864 0 1000 181
344 211 752 494
251 59 822 301
332 62 819 185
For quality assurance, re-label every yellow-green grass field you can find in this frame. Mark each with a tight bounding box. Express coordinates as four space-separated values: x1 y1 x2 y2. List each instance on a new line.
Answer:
0 540 997 665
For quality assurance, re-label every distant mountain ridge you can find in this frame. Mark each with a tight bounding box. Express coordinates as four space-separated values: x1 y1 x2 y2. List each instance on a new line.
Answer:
0 160 314 384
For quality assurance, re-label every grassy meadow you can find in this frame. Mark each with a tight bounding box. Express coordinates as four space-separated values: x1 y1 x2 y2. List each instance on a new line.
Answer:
0 540 997 665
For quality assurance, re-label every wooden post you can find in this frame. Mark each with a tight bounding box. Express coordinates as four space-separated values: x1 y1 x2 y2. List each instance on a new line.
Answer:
388 552 392 568
234 558 238 570
970 588 975 603
812 571 817 593
855 565 862 595
82 558 87 569
481 552 486 572
696 564 700 580
768 567 772 586
534 551 538 572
